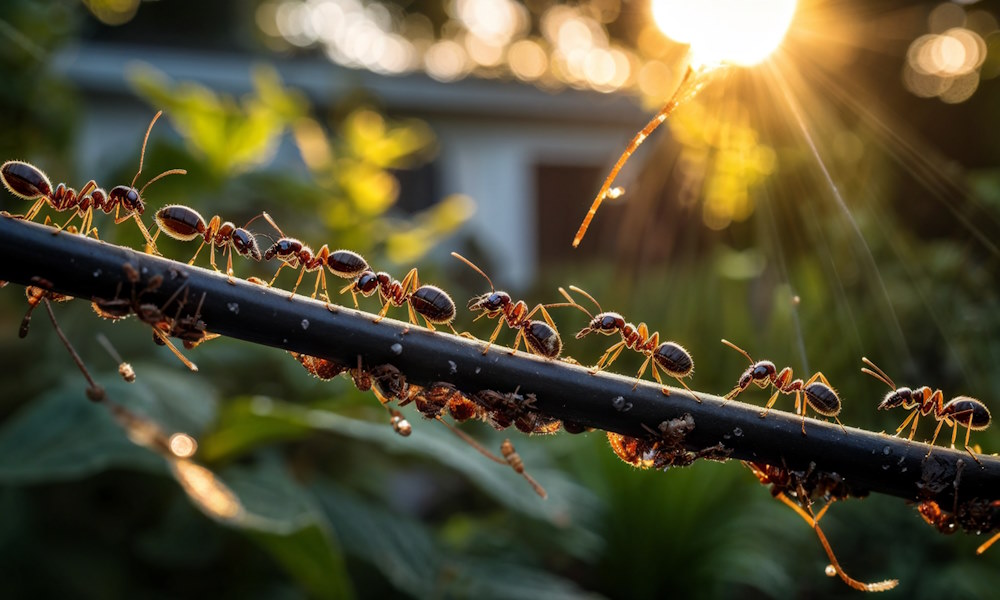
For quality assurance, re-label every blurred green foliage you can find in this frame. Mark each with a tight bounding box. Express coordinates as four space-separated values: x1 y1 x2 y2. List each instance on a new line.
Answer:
2 2 1000 599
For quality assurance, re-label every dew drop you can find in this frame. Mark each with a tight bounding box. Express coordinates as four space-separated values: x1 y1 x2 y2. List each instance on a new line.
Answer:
825 565 836 577
612 396 626 411
390 343 403 355
448 360 457 374
93 269 102 277
733 427 743 437
227 302 239 314
474 367 481 374
882 445 891 455
882 464 890 470
300 319 310 330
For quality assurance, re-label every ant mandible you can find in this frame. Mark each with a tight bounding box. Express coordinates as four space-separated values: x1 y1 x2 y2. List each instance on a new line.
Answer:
451 252 562 358
152 206 262 280
722 339 844 435
861 357 991 462
553 286 696 400
1 111 185 251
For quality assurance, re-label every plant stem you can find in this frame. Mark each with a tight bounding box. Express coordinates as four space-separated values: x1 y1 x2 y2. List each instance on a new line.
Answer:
0 216 997 511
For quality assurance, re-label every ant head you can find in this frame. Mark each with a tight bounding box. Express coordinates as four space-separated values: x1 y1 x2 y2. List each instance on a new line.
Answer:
109 185 145 214
264 238 301 262
356 271 380 296
877 388 912 411
232 228 262 261
468 291 510 313
578 312 625 339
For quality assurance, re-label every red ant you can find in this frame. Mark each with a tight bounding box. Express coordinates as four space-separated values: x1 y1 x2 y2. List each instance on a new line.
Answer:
722 339 844 435
342 266 459 333
861 357 991 462
18 280 72 338
746 461 899 592
151 206 262 280
0 111 185 250
553 286 696 399
255 212 369 303
451 252 562 358
91 264 200 372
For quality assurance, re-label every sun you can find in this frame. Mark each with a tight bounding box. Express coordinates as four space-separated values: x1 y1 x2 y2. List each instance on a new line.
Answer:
651 0 798 67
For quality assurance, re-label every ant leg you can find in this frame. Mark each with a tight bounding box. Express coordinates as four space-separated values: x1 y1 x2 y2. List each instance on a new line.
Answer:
23 196 48 222
892 409 918 439
775 492 898 592
311 270 324 299
978 532 1000 555
800 393 808 436
400 268 419 296
760 390 781 418
208 243 220 273
511 329 525 354
225 247 235 283
54 209 82 235
337 281 360 308
925 420 946 459
481 319 506 355
189 241 208 267
151 328 198 372
268 263 288 287
634 356 652 390
592 341 625 374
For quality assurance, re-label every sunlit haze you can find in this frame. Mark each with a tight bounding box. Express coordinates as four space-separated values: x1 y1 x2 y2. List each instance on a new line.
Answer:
651 0 797 67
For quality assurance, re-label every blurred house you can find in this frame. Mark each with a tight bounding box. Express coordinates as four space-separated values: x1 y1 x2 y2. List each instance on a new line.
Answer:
54 41 647 288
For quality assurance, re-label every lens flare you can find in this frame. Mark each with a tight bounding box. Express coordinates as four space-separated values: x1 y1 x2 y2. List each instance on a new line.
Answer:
651 0 797 66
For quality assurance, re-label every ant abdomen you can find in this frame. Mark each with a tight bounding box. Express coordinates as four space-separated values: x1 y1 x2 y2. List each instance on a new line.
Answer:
155 205 206 240
803 382 841 417
523 320 562 358
326 250 368 278
653 342 693 378
409 285 456 325
1 160 52 199
942 397 991 430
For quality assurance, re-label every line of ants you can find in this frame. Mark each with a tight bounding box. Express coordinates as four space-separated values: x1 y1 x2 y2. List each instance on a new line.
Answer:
3 112 997 592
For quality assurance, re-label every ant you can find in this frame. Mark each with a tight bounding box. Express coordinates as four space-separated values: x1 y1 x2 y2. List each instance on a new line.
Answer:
342 266 459 333
255 212 369 304
571 65 712 248
861 357 991 463
451 252 562 358
553 285 696 399
1 111 185 251
745 460 899 592
91 263 199 372
151 206 262 280
19 280 72 338
722 339 844 435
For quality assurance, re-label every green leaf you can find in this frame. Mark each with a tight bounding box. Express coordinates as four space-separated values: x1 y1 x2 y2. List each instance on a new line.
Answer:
221 457 355 599
204 396 601 527
0 379 163 484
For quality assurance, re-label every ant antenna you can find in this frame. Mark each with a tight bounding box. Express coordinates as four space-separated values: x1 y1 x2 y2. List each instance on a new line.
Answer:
552 287 593 319
721 339 755 364
139 168 186 195
860 357 896 390
568 285 603 313
451 252 494 292
133 111 162 188
256 211 285 237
